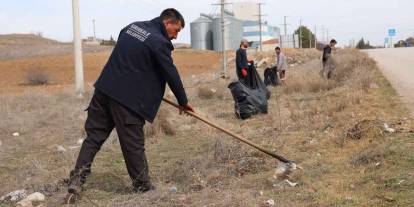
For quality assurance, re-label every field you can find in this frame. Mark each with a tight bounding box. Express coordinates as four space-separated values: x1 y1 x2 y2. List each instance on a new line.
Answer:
0 35 413 207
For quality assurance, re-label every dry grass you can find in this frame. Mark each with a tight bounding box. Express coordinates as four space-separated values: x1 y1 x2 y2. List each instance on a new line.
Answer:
0 49 413 206
26 67 50 85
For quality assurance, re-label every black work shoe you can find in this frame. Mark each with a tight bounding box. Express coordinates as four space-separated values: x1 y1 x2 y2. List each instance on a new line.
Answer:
67 169 88 194
133 183 156 193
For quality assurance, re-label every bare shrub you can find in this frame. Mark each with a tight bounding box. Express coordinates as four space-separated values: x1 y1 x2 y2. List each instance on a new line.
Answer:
144 108 175 136
350 145 387 166
26 68 49 85
346 119 384 140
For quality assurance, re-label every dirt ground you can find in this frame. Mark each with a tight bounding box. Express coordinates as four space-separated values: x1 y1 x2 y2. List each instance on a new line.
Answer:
0 48 221 94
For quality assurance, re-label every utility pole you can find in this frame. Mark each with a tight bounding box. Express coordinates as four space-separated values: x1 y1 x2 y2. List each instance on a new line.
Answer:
283 16 288 36
92 19 96 40
221 0 226 78
314 25 317 48
308 25 312 48
212 0 231 78
280 16 289 48
326 28 329 43
255 3 266 51
299 19 302 48
72 0 84 97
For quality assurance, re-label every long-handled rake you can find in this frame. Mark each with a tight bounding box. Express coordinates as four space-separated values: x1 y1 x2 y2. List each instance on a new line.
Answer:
162 98 302 174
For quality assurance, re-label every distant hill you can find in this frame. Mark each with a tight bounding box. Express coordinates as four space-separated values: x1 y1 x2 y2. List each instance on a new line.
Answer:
0 34 61 45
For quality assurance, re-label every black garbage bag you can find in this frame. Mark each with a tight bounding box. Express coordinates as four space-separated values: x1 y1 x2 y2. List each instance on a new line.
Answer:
228 63 270 119
264 66 280 86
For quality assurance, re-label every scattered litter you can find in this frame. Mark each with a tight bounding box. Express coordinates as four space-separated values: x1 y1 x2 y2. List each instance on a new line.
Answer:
383 123 395 133
398 180 405 185
266 199 275 206
12 132 20 137
285 179 298 187
259 191 264 196
77 139 84 144
69 146 80 150
375 162 381 166
169 186 177 193
177 194 187 202
56 145 66 153
273 162 289 179
0 189 27 202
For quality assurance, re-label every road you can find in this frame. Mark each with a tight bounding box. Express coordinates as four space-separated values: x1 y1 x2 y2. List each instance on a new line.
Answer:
364 47 414 114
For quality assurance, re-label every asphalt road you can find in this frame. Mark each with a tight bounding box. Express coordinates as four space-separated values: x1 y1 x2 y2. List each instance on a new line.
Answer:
364 47 414 114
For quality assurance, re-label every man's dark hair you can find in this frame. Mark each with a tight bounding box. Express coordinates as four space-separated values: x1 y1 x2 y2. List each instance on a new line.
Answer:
330 39 337 44
160 8 185 28
275 46 281 50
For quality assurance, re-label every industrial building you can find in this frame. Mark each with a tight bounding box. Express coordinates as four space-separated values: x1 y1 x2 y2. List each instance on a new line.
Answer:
190 2 281 51
190 11 244 51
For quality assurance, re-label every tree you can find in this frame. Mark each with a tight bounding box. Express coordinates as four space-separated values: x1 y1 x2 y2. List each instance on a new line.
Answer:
356 38 366 49
356 38 374 49
294 26 315 48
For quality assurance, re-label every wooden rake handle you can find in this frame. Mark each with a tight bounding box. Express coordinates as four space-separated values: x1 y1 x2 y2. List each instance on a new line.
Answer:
162 98 293 164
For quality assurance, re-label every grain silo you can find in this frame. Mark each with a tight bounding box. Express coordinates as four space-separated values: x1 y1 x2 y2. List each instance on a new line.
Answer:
212 14 243 51
190 14 213 50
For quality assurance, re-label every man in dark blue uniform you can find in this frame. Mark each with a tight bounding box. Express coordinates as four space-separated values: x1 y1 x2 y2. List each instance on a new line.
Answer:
67 8 194 194
321 39 337 79
235 39 249 82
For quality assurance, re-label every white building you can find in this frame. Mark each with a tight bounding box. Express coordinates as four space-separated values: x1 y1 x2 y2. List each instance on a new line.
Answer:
232 1 259 21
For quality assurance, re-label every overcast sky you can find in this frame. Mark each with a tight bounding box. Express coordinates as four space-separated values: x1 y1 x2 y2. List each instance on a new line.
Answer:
1 0 413 46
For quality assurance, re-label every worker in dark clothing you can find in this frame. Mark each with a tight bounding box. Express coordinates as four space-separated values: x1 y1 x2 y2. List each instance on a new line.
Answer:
67 8 194 195
236 39 249 82
321 39 337 79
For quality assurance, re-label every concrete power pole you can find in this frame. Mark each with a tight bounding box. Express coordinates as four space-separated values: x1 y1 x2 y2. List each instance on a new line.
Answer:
72 0 84 97
314 25 317 48
92 19 96 40
256 3 266 51
283 16 288 36
308 25 312 48
299 19 302 48
280 16 289 48
220 0 227 78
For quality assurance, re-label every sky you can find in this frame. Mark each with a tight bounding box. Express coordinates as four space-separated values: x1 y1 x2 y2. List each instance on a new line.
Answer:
1 0 413 46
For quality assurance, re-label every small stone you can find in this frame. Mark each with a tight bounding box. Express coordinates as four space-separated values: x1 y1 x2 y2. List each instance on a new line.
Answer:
56 145 66 153
169 186 177 193
16 200 33 207
25 192 45 202
77 139 84 144
266 199 275 206
12 132 20 137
